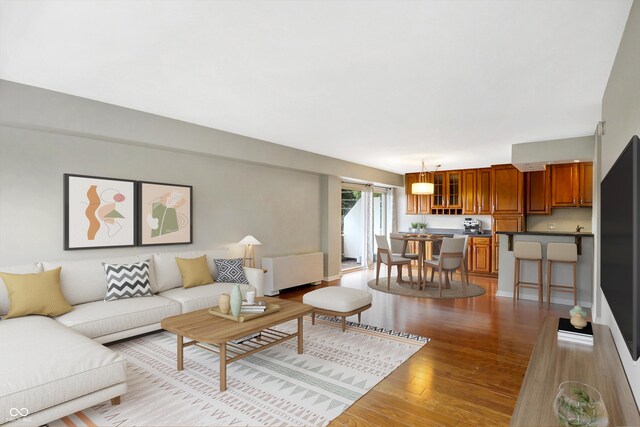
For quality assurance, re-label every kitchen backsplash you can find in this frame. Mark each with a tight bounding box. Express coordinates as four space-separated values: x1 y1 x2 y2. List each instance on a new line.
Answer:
396 213 492 232
526 208 593 232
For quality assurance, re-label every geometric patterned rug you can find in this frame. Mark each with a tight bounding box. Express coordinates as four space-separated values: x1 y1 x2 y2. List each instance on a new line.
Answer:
51 316 428 427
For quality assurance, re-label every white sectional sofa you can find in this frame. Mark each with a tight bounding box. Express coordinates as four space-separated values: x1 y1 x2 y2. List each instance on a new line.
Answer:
0 250 263 426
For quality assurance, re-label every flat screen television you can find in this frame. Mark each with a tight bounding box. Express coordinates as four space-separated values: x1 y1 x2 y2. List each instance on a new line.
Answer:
601 134 640 361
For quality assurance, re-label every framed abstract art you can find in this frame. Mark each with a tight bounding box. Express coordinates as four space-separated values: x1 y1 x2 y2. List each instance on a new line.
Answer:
64 174 137 250
138 181 193 246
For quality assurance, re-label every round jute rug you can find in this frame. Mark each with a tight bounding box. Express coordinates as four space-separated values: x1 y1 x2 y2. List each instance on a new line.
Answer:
368 277 486 299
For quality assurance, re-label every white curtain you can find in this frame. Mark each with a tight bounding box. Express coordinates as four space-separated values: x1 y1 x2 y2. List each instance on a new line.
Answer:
388 188 397 234
362 184 375 269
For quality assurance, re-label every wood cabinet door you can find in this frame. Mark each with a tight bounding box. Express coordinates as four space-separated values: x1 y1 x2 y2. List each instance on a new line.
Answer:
492 237 500 273
551 163 579 207
446 171 462 208
405 173 419 214
491 216 523 273
476 168 492 214
473 240 491 273
526 169 551 215
491 165 524 214
418 172 433 214
579 162 593 207
462 169 477 214
431 172 446 208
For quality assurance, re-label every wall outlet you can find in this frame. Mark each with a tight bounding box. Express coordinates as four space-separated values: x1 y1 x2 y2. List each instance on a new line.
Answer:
548 223 556 229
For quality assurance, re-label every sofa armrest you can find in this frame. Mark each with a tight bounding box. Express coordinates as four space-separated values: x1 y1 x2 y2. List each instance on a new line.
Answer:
243 267 264 297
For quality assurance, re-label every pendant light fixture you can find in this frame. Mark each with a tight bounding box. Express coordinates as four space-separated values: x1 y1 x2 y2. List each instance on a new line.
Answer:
412 160 435 195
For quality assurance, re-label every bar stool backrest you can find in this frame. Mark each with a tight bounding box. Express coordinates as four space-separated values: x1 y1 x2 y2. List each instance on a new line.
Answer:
513 241 542 260
547 243 577 262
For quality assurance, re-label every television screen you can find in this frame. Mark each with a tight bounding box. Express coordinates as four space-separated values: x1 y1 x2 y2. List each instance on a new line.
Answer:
601 135 640 361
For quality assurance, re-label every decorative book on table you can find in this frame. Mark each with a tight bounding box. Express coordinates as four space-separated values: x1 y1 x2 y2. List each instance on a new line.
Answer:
241 301 267 312
557 318 593 345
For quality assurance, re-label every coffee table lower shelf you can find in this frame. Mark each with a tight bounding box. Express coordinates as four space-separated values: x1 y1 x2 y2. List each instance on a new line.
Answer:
175 321 303 392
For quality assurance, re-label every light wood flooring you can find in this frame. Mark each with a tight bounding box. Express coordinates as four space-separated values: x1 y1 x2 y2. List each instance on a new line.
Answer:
277 267 569 427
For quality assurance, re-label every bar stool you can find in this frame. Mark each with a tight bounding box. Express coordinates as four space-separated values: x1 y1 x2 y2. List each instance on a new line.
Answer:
513 241 543 307
546 242 578 307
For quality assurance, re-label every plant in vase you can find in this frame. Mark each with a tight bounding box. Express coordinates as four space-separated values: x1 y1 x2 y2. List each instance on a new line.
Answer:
553 382 608 427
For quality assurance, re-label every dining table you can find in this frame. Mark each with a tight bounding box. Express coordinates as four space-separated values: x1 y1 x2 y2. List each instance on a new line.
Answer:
392 234 444 288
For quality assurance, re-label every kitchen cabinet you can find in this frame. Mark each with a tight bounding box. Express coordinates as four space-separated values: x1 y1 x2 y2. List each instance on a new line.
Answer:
432 171 462 213
491 164 524 215
477 168 492 215
462 169 477 215
405 173 419 214
551 162 593 208
404 172 432 214
579 162 593 207
491 215 524 273
526 168 551 215
468 237 491 273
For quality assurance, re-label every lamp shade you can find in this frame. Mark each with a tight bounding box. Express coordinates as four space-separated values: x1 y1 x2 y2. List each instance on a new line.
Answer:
412 182 434 195
239 235 261 245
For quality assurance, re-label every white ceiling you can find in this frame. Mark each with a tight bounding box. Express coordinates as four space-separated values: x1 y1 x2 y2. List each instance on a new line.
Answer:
0 0 632 174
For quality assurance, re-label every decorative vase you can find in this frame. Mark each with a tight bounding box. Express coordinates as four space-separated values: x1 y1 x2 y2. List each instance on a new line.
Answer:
553 382 608 427
571 314 588 329
230 285 242 317
218 293 230 315
570 305 587 318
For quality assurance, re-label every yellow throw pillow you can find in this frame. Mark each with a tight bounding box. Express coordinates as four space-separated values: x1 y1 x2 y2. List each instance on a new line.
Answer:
0 267 72 319
176 255 214 288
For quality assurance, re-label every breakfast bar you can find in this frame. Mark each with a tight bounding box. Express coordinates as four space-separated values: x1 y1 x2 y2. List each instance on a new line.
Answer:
495 231 595 306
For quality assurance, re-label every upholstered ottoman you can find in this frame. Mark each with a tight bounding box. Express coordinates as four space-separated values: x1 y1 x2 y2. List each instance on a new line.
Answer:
302 287 372 332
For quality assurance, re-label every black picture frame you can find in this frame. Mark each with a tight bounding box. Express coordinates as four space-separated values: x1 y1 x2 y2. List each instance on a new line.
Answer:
64 173 137 250
137 180 193 246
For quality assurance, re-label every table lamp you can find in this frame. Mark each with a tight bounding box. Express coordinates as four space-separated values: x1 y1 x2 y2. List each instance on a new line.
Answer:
239 235 261 268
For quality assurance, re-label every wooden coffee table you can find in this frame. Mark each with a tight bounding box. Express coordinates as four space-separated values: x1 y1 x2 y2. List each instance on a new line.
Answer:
161 297 313 392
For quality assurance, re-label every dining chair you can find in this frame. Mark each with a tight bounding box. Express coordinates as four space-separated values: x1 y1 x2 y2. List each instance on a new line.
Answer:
389 233 419 260
423 237 467 296
375 235 413 290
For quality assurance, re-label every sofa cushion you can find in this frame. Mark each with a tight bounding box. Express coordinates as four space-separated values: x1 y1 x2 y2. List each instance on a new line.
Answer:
153 249 230 292
159 283 254 313
55 295 180 339
214 258 249 284
103 260 153 301
42 255 155 305
0 263 43 316
0 267 72 319
302 287 372 312
0 316 127 424
176 255 214 288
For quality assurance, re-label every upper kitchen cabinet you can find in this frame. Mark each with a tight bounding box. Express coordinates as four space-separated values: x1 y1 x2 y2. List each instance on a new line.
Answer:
463 168 491 215
431 171 462 213
526 168 551 215
405 173 419 214
462 169 477 214
477 168 492 214
405 172 432 214
551 162 592 208
579 162 593 207
491 164 524 215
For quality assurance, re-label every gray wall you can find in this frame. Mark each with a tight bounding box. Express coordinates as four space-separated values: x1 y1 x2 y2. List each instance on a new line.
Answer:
0 81 403 279
600 0 640 407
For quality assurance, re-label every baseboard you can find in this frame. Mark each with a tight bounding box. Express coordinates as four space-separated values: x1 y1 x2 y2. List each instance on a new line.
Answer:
495 290 592 308
323 275 342 282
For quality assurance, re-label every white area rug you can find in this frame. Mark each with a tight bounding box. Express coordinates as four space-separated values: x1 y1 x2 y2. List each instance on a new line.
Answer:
52 316 428 427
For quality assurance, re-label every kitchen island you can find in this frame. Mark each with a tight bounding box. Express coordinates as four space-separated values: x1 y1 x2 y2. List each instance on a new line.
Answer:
495 231 594 306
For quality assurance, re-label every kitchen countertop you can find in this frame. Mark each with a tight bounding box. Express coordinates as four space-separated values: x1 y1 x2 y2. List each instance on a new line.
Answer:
495 231 594 237
401 228 492 237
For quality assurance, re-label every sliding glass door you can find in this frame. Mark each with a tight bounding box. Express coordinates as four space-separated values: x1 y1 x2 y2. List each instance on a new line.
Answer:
341 186 364 270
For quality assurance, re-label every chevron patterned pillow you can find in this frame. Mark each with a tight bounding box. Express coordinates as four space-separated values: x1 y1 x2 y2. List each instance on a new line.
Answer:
214 258 249 284
103 260 153 301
